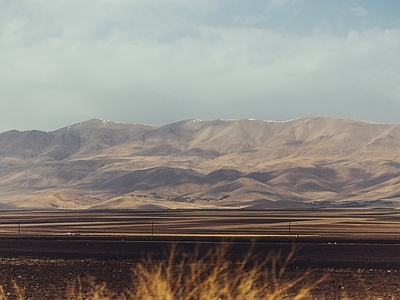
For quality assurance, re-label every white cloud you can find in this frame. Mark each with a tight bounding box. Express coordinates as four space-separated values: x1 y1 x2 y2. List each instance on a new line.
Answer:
351 6 368 17
0 1 399 131
234 14 265 27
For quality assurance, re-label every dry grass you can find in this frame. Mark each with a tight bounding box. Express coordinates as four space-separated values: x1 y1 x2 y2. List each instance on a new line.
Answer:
0 244 327 300
127 243 327 300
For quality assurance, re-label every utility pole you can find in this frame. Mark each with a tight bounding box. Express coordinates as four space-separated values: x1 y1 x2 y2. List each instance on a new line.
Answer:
18 221 21 239
288 221 291 238
151 221 154 241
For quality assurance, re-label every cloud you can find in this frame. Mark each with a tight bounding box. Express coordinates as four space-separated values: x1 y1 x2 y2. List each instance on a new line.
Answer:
351 6 368 17
234 14 265 27
0 1 399 132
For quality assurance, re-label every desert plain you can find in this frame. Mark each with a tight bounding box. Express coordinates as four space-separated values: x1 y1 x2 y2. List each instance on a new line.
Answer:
0 208 398 299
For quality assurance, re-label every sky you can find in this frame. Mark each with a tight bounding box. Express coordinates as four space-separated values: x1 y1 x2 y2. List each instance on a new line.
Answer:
1 0 400 132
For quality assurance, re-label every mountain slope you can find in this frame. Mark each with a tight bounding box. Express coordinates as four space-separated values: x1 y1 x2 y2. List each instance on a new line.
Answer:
0 117 399 209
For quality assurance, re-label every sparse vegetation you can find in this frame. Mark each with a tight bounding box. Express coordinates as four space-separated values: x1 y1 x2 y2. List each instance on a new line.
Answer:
0 244 327 300
3 118 400 209
127 243 327 300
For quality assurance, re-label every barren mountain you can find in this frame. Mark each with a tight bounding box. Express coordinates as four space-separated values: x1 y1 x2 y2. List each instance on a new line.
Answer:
0 117 399 209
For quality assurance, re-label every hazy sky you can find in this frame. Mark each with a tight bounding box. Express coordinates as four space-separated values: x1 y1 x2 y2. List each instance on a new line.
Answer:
1 0 400 132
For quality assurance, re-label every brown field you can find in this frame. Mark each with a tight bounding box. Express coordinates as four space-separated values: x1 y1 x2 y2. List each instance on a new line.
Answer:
0 209 399 299
0 208 399 238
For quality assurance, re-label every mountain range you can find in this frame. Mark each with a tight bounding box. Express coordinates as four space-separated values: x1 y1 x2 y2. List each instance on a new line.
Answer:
0 117 399 209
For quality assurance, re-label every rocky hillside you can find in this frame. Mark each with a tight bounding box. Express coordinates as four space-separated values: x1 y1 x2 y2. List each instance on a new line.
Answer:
0 117 399 209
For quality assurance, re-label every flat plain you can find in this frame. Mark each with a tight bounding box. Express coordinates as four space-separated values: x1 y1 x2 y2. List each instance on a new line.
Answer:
0 208 398 238
0 208 399 299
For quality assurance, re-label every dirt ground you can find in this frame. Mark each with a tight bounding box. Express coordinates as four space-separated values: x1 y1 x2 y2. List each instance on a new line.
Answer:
0 256 398 299
0 237 398 299
0 209 398 299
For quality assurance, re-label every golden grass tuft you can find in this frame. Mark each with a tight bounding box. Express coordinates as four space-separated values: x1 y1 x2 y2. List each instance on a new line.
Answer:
0 243 327 300
127 243 327 300
62 277 118 300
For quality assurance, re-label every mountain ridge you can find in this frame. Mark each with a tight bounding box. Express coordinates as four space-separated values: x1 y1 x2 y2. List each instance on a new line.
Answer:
0 117 399 209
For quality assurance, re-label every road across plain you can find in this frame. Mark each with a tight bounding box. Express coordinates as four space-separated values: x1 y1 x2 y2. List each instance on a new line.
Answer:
0 236 399 270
